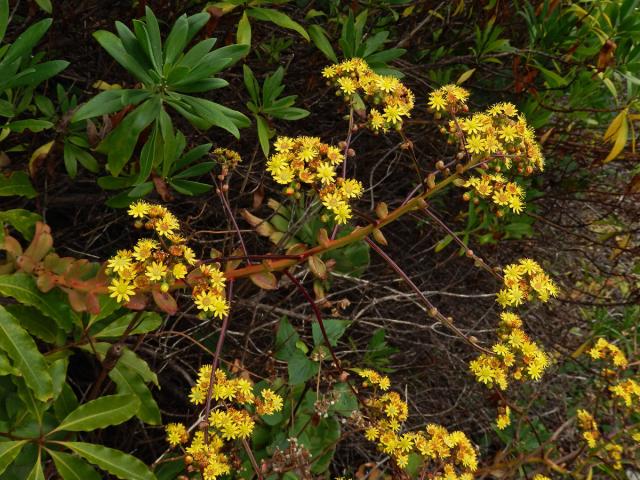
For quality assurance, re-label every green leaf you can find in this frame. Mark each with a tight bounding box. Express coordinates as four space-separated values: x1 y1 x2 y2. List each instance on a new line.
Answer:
25 455 44 480
97 98 161 176
93 30 153 84
0 273 75 332
54 394 140 432
237 11 251 46
0 209 41 240
109 364 161 425
288 350 318 385
0 441 27 475
256 114 271 157
312 319 349 347
72 90 150 122
247 7 309 41
164 14 189 65
0 171 36 198
7 119 53 133
536 65 568 88
48 450 101 480
84 342 158 386
94 311 161 338
4 18 51 64
0 0 8 43
34 0 52 13
308 25 337 63
0 305 53 401
61 442 156 480
169 179 212 196
274 316 299 361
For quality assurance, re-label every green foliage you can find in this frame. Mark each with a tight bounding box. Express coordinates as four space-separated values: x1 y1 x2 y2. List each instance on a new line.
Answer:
309 9 406 76
243 65 309 156
0 0 68 146
72 7 250 200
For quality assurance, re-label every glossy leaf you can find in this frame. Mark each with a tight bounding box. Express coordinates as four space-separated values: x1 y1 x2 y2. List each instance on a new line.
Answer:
54 394 140 432
0 305 53 401
61 442 156 480
48 450 101 480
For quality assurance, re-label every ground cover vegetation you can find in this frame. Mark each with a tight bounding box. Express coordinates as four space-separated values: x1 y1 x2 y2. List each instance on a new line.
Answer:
0 0 639 479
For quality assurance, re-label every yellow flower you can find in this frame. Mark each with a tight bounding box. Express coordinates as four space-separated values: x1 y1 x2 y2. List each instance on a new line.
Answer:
466 134 486 154
107 250 133 274
172 263 187 279
108 278 136 303
146 261 167 281
428 93 447 111
315 162 336 185
165 423 188 447
128 200 150 218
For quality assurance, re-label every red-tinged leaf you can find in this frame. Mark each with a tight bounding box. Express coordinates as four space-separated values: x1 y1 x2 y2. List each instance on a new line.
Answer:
250 271 278 290
225 247 244 272
35 272 55 292
2 235 22 258
152 289 177 314
67 289 87 312
86 292 100 315
23 222 53 263
125 293 148 310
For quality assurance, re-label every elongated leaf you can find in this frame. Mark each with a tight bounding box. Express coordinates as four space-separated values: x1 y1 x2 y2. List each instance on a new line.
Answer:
54 394 139 432
237 11 251 46
83 342 158 386
0 0 8 43
256 114 271 157
72 90 150 122
109 363 161 425
0 273 74 331
604 113 628 163
48 450 101 480
4 19 51 64
0 441 27 475
97 98 161 176
61 442 156 480
94 311 161 338
93 31 152 84
0 171 36 198
164 14 188 65
0 209 41 240
0 305 53 401
247 7 309 41
26 456 44 480
308 25 337 63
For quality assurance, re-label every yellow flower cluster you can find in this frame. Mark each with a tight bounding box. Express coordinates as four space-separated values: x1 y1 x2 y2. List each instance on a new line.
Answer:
496 258 558 308
191 263 229 319
107 202 195 304
464 173 526 214
428 84 470 114
609 378 640 407
496 405 511 430
322 58 415 132
266 136 364 224
587 338 628 368
212 147 242 177
430 86 544 217
166 422 189 447
166 367 284 480
470 311 549 395
533 476 551 480
357 369 391 390
186 431 230 480
106 202 230 318
576 409 600 448
359 373 477 477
